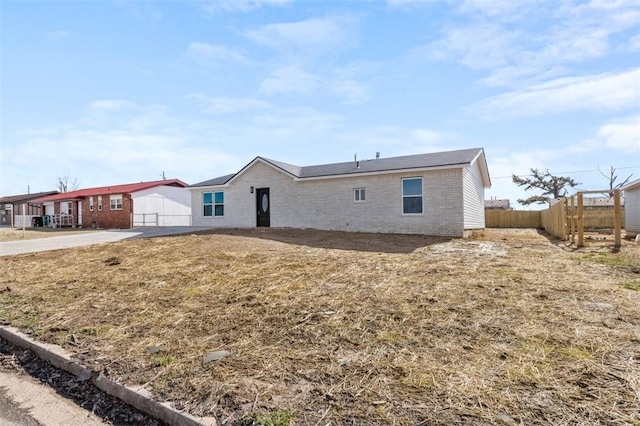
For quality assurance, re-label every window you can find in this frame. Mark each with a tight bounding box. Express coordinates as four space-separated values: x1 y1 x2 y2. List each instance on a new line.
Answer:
203 191 224 217
61 202 72 215
89 196 94 211
402 178 423 214
98 196 103 211
354 188 366 202
110 194 123 210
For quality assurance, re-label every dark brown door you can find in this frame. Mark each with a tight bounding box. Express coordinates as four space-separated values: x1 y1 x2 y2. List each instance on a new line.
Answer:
256 188 270 227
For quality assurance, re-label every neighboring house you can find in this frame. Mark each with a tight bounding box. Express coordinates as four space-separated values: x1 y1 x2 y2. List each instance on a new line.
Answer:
30 179 191 229
0 191 59 227
190 148 491 237
484 198 511 210
622 179 640 236
582 196 625 209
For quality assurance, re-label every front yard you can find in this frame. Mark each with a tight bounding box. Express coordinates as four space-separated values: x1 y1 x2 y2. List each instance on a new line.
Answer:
0 228 638 425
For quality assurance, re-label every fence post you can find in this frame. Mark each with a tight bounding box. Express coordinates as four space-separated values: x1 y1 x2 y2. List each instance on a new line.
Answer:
22 203 26 238
577 192 584 247
614 189 621 247
570 196 575 245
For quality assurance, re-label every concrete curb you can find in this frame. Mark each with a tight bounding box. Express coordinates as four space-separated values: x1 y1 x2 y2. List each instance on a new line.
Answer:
0 326 217 426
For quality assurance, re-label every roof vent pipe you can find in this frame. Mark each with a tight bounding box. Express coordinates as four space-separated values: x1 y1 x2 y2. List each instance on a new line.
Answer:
376 152 380 159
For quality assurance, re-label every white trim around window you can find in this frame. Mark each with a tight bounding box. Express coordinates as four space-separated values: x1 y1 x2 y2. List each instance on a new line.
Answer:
354 188 366 202
110 194 123 211
402 177 423 215
203 191 224 217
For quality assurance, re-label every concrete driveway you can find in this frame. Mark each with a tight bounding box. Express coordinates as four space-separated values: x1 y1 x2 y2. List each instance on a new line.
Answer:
0 227 212 256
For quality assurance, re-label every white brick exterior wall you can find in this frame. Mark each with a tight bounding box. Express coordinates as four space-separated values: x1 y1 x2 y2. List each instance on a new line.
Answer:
191 161 478 237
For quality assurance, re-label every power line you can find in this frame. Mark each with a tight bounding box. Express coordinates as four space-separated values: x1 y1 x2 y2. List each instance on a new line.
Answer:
492 165 639 179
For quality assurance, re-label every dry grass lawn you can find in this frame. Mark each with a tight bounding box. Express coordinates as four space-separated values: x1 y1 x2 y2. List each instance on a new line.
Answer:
0 227 95 242
0 228 639 425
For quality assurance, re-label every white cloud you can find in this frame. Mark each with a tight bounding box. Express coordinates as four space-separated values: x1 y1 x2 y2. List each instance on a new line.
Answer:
336 126 457 158
198 0 291 15
244 16 353 52
565 116 640 154
89 100 138 111
115 0 163 22
188 94 270 114
330 79 369 104
425 23 516 70
247 107 342 143
469 68 640 118
259 66 321 95
2 101 243 192
597 116 640 152
565 139 603 154
257 64 371 103
387 0 440 7
419 0 640 88
458 0 544 20
185 42 248 64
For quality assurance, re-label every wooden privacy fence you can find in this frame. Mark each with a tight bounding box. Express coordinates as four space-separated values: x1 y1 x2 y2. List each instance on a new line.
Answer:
541 201 565 238
488 206 625 231
488 189 624 247
485 210 541 228
541 189 623 247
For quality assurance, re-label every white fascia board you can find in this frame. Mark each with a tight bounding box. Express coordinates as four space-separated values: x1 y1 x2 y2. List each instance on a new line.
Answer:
188 184 230 191
622 179 640 192
471 149 491 188
226 157 298 186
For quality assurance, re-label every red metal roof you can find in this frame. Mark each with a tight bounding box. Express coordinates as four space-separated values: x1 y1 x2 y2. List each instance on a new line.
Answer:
29 179 187 203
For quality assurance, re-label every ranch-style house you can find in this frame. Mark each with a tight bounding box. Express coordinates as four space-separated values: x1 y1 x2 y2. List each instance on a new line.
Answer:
30 179 191 229
190 148 491 237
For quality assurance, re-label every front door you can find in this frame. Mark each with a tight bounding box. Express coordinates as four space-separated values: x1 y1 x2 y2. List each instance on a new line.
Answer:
256 188 270 227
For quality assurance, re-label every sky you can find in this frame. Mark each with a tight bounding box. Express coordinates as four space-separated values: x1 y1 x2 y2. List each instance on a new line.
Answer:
1 0 639 209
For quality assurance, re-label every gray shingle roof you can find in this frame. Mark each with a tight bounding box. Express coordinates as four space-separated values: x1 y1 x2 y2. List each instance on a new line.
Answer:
484 199 511 209
190 173 236 188
0 191 59 204
190 148 486 187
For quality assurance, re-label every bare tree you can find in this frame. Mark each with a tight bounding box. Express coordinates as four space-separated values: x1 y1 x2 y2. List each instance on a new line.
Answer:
56 174 80 193
512 168 580 206
598 165 632 197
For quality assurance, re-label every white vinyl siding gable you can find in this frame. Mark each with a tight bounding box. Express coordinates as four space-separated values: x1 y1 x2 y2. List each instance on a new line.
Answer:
623 184 640 234
462 158 486 230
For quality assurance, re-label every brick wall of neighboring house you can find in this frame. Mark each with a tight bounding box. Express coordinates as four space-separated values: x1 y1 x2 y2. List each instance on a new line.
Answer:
80 194 132 229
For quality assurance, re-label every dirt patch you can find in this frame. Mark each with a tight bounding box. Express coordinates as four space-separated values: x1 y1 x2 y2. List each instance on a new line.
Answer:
0 228 638 425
